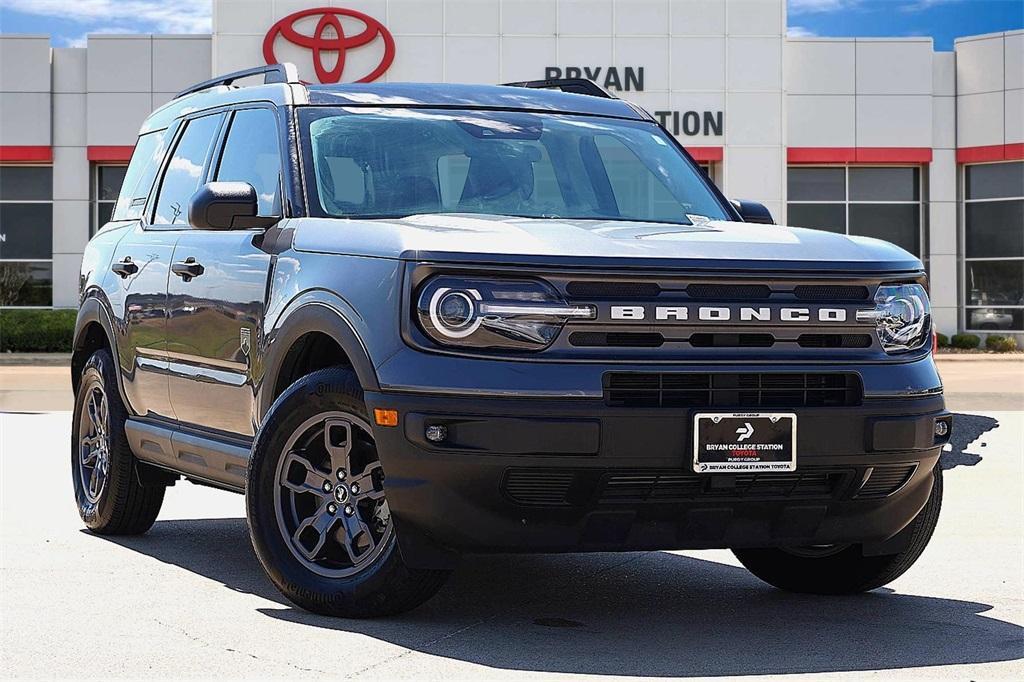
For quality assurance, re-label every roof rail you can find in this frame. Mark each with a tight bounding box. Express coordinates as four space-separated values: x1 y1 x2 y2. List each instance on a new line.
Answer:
173 63 300 101
501 78 617 99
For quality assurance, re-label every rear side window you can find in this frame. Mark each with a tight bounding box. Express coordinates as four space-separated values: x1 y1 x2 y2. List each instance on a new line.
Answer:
214 108 283 216
112 130 167 221
153 114 222 225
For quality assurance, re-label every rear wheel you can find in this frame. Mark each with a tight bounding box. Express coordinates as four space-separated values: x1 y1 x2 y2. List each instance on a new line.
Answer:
71 349 165 534
246 367 450 617
734 466 942 594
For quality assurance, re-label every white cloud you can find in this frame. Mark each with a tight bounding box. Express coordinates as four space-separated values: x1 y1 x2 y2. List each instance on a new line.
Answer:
0 0 211 34
787 26 820 37
788 0 861 15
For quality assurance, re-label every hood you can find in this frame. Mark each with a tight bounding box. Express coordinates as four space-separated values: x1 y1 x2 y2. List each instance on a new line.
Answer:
292 213 923 273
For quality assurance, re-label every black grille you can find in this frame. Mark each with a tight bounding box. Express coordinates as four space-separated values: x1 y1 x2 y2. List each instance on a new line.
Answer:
689 333 775 348
797 334 873 348
598 470 844 502
856 465 917 498
604 372 862 408
794 285 870 301
685 283 772 300
565 281 661 298
569 332 665 347
503 470 574 506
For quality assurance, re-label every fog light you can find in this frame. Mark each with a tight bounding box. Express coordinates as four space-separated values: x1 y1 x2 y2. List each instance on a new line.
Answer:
425 424 448 443
934 419 950 438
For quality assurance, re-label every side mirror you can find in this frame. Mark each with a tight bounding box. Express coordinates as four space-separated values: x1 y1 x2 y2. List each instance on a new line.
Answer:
730 199 775 225
189 181 279 230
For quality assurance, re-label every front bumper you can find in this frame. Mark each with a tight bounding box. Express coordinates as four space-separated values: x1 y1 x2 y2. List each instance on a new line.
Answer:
365 388 948 568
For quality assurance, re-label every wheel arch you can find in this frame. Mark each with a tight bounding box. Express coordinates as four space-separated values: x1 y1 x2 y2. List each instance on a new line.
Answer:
260 299 381 423
71 295 126 402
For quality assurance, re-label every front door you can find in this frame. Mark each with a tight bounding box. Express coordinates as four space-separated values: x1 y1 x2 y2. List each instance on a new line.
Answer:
165 106 283 436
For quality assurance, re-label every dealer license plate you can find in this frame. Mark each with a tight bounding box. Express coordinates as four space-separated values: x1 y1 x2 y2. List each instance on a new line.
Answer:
692 413 797 473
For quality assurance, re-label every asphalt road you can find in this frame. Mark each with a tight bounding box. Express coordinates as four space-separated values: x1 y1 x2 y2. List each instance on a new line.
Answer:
1 361 1022 679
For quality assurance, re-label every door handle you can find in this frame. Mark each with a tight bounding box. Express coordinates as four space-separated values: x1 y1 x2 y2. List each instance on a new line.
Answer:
111 257 138 278
171 257 205 282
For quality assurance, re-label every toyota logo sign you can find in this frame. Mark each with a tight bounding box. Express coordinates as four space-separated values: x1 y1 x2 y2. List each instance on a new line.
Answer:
262 7 395 84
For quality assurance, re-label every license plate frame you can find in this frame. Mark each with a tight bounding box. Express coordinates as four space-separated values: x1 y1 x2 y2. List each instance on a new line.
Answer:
692 413 797 473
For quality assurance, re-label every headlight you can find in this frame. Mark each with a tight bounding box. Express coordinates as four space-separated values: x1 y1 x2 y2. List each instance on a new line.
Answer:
856 284 931 353
416 276 595 351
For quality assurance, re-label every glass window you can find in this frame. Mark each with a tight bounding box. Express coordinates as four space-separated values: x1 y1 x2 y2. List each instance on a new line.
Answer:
964 161 1024 331
0 262 52 306
0 166 52 307
302 108 730 224
153 114 222 225
214 108 282 216
113 130 167 221
786 166 925 257
91 165 127 236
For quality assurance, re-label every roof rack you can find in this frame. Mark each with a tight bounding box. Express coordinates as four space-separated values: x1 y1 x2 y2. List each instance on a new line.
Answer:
501 78 617 99
174 63 300 101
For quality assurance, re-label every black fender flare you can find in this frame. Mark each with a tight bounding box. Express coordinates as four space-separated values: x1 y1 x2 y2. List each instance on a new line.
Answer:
72 293 131 409
258 299 381 422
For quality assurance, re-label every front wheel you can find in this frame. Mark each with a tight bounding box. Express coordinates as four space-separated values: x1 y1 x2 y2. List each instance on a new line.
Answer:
733 466 942 594
246 367 450 618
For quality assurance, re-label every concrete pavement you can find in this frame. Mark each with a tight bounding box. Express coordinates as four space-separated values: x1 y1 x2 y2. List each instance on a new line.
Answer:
1 358 1022 679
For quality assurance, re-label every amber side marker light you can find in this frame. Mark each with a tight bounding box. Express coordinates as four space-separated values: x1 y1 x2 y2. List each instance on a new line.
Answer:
374 408 399 427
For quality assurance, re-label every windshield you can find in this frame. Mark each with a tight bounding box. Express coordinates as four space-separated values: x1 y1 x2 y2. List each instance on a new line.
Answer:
300 107 730 224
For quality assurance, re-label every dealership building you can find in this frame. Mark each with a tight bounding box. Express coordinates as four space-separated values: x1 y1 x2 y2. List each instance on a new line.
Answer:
0 0 1021 339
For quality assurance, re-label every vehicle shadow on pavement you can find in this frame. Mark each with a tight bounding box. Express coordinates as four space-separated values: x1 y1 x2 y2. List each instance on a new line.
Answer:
941 413 998 470
99 518 1024 677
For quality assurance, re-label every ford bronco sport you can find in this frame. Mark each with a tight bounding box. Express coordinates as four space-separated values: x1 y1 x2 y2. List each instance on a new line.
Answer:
71 64 949 618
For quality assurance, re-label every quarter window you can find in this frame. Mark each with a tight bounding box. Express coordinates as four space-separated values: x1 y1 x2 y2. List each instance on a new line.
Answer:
0 165 52 307
214 108 282 217
786 166 925 256
963 161 1024 332
153 114 222 226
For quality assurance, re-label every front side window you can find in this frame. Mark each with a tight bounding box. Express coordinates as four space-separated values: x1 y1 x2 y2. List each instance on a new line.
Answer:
963 161 1024 332
214 108 283 217
0 165 52 306
787 166 924 256
153 114 222 225
301 108 730 224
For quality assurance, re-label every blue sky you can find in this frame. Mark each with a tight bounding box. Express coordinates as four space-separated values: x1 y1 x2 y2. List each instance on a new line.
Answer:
0 0 1020 50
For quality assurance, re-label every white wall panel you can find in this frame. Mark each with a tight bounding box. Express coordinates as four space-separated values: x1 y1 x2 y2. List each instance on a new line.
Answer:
855 40 933 95
213 0 274 34
501 0 556 35
444 37 499 83
726 0 782 36
727 37 780 90
724 146 782 201
929 149 957 202
671 37 724 91
557 0 613 36
670 0 725 35
87 37 152 93
613 0 668 36
556 36 613 65
727 92 781 145
444 0 499 34
931 96 955 149
956 91 1004 148
616 37 669 90
0 36 50 93
213 34 269 76
386 36 444 81
1006 32 1024 91
389 0 443 34
336 0 387 23
956 35 1004 95
785 40 854 95
51 201 90 255
52 147 89 201
52 253 84 308
153 38 212 94
0 93 50 146
52 94 86 148
786 95 855 147
1005 88 1023 144
501 37 557 82
86 92 152 146
932 51 955 96
928 201 957 256
52 48 87 94
856 95 932 147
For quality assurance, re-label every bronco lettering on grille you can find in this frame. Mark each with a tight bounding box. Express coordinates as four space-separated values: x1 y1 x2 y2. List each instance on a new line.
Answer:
609 306 850 322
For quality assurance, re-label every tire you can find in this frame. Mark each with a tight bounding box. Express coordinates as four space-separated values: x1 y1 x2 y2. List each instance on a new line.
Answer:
71 349 165 534
246 366 450 618
733 466 942 594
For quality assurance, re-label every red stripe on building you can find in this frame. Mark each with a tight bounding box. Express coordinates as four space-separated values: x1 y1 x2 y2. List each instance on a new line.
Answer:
787 147 932 164
957 143 1024 164
685 146 724 162
0 146 52 162
87 145 135 162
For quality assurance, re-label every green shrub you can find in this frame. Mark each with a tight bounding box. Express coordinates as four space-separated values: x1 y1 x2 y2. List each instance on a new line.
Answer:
985 334 1018 352
936 332 950 347
0 309 77 352
951 333 981 350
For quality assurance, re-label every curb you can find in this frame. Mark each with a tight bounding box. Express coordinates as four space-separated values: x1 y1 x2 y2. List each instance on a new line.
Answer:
935 354 1024 362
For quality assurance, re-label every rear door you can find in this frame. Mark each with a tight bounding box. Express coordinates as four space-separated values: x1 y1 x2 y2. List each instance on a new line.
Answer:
166 106 283 437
